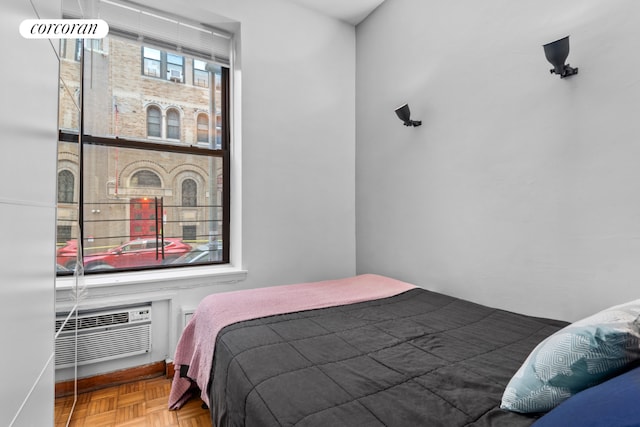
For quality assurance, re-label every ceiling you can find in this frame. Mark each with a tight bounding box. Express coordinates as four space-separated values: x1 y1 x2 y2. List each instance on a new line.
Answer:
285 0 386 25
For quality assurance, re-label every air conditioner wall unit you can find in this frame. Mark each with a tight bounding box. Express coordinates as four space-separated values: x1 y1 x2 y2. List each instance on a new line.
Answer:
55 305 152 369
169 69 183 82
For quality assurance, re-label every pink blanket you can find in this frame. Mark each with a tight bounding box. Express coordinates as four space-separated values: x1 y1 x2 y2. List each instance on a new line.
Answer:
168 274 416 409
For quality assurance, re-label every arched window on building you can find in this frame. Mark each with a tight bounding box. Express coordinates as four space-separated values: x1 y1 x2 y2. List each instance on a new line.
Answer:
182 179 197 207
131 170 161 187
196 113 208 144
147 106 161 137
166 108 180 140
58 170 74 203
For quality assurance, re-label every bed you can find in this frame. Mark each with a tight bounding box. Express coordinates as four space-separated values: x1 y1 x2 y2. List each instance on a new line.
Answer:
168 274 640 427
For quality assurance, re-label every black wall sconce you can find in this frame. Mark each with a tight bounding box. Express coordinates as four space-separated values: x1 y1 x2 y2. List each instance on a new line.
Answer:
543 36 578 78
395 103 422 127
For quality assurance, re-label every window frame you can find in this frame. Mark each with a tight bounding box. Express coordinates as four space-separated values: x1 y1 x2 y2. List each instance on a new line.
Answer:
146 105 162 138
142 46 162 78
57 48 231 276
193 59 209 88
166 53 184 83
165 108 181 140
196 113 209 144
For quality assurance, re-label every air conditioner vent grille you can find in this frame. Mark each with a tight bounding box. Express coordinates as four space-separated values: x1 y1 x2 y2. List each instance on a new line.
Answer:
55 324 151 367
56 312 130 333
55 305 152 368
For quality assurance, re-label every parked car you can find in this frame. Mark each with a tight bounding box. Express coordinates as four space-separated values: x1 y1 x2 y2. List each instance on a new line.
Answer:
56 238 192 271
164 241 222 265
56 240 79 269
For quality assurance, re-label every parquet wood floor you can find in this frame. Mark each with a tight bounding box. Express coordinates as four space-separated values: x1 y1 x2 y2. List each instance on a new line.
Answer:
54 376 212 427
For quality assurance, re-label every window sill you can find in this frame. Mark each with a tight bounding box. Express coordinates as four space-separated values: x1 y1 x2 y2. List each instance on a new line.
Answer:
55 264 247 309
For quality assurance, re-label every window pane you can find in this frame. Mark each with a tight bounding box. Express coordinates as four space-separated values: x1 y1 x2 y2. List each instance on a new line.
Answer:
58 170 75 203
131 170 162 187
167 53 183 65
194 69 208 88
147 107 161 137
193 59 206 70
183 225 196 241
57 28 229 276
143 47 161 60
182 179 197 207
196 114 208 143
143 47 162 78
78 144 223 272
57 41 81 269
144 58 161 78
166 110 180 139
193 60 209 88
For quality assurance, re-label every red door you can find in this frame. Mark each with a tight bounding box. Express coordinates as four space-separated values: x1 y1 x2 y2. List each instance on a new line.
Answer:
130 198 156 239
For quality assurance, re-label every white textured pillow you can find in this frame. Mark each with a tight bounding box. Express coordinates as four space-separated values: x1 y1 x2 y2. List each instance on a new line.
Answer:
501 299 640 413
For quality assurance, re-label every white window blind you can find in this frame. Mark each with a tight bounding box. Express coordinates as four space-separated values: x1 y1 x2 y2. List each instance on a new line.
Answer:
62 0 231 65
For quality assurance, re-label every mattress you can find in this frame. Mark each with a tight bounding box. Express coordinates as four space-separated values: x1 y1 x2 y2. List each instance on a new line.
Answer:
190 276 568 426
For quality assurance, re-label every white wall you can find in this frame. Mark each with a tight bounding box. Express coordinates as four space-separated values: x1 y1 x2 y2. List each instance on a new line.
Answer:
127 0 357 289
356 0 640 322
1 0 59 425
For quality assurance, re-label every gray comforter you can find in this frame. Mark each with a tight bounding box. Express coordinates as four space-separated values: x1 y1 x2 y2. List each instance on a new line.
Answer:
209 288 567 426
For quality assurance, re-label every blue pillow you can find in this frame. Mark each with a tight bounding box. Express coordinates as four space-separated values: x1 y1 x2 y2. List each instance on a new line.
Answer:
501 300 640 413
532 365 640 427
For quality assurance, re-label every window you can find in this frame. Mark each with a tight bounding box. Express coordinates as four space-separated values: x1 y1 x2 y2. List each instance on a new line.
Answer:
147 106 182 140
57 225 72 245
56 3 231 275
166 54 184 82
193 60 209 88
197 113 208 143
142 47 161 78
57 170 74 203
131 170 161 187
142 47 184 83
182 179 197 207
121 241 146 252
147 106 162 137
166 108 181 140
183 225 196 241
